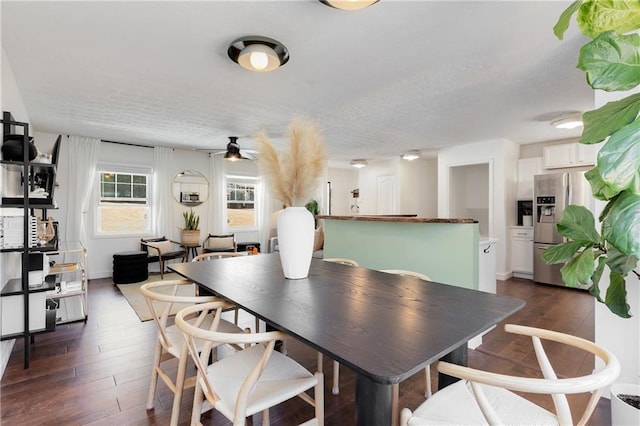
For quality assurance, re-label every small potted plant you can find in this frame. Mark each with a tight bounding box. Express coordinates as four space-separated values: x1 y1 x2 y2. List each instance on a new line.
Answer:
181 208 200 245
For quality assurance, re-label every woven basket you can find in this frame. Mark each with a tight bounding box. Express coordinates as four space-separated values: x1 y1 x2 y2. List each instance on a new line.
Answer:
181 229 200 245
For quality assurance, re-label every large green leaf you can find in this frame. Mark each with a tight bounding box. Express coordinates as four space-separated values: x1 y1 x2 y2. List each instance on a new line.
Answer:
580 93 640 144
606 245 640 275
605 271 632 318
589 256 607 302
578 32 640 91
554 0 584 40
602 191 640 256
597 120 640 194
541 241 585 264
577 0 640 39
560 248 596 287
556 205 601 243
586 166 621 201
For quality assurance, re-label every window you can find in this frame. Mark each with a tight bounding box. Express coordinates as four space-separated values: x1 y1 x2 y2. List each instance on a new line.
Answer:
97 171 151 234
226 176 257 229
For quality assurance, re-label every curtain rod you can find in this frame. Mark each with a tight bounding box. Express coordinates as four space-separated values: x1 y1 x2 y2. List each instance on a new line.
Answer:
101 139 155 149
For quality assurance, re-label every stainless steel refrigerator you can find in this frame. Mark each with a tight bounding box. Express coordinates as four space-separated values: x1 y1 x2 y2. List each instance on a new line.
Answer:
533 172 592 288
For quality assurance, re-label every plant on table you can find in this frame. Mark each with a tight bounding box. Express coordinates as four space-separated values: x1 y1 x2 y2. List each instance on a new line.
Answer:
544 0 640 318
254 117 327 279
181 208 200 245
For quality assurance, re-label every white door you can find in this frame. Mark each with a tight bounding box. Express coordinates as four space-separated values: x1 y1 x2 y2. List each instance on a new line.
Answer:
377 175 398 215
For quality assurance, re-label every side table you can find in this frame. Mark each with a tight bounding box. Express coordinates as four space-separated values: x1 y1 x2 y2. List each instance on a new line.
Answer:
180 243 200 261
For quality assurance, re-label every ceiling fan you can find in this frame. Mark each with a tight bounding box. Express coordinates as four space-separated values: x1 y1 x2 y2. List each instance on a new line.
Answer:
196 136 256 160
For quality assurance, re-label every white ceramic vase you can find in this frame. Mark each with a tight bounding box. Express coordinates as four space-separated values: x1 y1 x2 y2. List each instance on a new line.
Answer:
277 206 314 279
611 383 640 425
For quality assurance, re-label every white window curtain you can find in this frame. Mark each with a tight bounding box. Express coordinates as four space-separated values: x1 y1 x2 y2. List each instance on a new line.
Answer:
63 135 100 247
257 178 275 250
152 147 174 239
209 154 228 234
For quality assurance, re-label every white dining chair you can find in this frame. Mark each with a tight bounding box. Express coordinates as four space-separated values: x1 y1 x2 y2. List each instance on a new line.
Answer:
400 324 620 426
191 252 262 332
379 269 433 426
140 279 244 426
321 257 360 395
176 301 324 425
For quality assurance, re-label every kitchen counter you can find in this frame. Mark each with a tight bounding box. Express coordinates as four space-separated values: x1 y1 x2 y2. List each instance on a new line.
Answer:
321 216 480 290
317 215 476 224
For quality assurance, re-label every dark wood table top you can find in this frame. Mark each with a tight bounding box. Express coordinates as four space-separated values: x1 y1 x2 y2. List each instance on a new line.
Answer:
170 254 524 384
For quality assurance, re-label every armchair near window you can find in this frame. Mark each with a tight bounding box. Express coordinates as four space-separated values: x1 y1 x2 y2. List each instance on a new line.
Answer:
140 236 186 279
202 233 237 254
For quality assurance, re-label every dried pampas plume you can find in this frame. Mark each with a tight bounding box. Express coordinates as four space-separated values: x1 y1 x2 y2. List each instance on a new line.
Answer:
254 117 327 207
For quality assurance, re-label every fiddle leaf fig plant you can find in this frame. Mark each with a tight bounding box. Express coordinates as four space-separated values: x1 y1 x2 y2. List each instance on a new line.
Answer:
543 0 640 318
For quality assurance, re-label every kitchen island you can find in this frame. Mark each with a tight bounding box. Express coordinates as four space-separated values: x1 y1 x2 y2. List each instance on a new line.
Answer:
318 215 479 290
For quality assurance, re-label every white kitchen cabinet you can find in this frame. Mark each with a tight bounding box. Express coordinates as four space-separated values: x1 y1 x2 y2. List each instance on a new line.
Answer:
511 227 533 277
517 157 543 199
470 239 498 349
478 240 497 294
543 142 601 169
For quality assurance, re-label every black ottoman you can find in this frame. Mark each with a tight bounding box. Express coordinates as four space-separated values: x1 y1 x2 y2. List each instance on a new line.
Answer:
113 251 148 284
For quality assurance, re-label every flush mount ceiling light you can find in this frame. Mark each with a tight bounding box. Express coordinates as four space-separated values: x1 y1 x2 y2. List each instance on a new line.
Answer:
550 113 583 129
224 136 248 161
350 159 368 168
320 0 379 10
227 36 289 72
401 150 421 161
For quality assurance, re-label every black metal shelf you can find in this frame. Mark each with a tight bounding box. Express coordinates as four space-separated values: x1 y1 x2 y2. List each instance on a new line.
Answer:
1 276 56 297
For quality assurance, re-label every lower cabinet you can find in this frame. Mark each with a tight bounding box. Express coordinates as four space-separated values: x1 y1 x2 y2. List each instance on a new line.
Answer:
478 240 497 294
471 239 498 349
511 227 533 277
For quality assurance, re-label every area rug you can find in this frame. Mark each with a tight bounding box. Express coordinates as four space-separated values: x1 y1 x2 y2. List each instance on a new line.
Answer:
116 273 196 322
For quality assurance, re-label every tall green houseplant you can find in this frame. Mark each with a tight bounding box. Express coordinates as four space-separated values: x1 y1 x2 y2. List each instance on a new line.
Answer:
544 0 640 318
183 208 200 230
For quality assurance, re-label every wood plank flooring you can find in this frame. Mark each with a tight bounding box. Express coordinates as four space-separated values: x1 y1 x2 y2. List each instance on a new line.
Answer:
1 275 610 425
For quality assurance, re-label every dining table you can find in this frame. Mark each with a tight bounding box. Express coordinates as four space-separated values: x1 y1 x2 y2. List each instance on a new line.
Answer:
170 253 525 426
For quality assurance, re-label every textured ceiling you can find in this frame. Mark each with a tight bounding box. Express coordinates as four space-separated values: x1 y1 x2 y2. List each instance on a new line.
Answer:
1 1 593 165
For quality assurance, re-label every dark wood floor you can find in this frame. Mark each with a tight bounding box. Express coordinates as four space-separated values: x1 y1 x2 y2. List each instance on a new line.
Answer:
1 276 610 425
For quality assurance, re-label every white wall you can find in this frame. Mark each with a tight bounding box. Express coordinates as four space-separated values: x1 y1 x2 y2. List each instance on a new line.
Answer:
438 139 519 278
327 167 358 216
399 158 438 217
1 47 32 377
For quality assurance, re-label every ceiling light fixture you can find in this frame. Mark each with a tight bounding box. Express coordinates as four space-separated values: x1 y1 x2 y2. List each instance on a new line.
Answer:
320 0 379 10
227 36 289 72
350 159 368 168
224 136 246 161
401 150 421 161
550 113 583 129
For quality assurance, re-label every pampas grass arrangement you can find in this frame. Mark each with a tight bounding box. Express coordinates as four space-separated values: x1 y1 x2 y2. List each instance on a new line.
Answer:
254 117 327 207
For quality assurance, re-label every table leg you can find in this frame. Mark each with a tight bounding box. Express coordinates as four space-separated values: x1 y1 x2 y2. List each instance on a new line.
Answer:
355 374 392 426
438 342 468 389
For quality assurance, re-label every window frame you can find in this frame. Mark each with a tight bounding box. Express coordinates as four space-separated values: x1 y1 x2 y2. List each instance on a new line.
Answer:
93 164 153 238
226 174 259 232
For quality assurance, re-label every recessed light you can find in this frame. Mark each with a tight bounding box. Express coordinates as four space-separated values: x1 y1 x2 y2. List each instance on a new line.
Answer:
320 0 379 11
227 36 289 72
401 150 421 161
550 113 583 129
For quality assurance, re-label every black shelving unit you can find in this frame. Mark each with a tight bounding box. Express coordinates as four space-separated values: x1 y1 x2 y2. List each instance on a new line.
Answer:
0 111 57 368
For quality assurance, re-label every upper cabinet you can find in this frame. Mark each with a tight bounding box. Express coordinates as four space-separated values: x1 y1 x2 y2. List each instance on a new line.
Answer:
543 142 601 169
516 157 543 200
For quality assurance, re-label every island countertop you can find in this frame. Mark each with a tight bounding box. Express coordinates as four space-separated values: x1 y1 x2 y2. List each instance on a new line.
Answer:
317 215 477 224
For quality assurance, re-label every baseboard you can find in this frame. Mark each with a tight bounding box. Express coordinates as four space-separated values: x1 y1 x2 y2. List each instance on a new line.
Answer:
0 339 16 379
496 271 512 281
513 272 533 280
